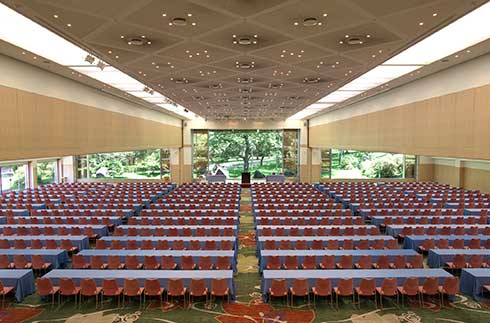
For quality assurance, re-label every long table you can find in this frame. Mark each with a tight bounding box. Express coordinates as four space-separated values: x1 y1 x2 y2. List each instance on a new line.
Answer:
78 249 237 273
0 224 108 237
115 225 237 236
0 249 69 269
403 235 490 250
460 268 490 301
0 235 89 250
371 215 484 226
0 269 35 301
428 249 490 268
43 269 235 299
13 216 123 226
100 236 237 251
259 249 418 272
261 269 453 301
386 224 490 237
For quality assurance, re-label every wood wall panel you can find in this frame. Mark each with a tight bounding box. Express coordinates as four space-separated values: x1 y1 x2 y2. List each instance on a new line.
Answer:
0 84 181 161
309 84 490 160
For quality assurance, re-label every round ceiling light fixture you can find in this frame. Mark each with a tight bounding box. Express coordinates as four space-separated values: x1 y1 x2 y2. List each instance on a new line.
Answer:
171 17 187 26
125 36 152 46
303 77 320 84
302 17 318 26
339 34 370 46
233 34 258 45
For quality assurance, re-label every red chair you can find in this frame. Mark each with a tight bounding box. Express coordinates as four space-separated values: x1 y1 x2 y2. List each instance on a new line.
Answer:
334 278 354 309
36 278 59 305
0 255 12 269
108 255 125 270
102 279 123 307
398 277 420 307
61 239 78 254
90 255 108 269
439 277 459 308
181 255 196 270
144 256 161 270
189 278 208 306
390 255 407 269
95 240 107 250
161 255 177 270
355 278 376 309
59 278 80 305
342 239 354 250
336 255 353 269
141 240 154 250
407 255 424 269
468 238 482 250
167 279 186 306
376 278 398 309
123 279 143 308
284 255 298 270
13 254 32 269
211 278 230 304
268 279 287 305
266 256 281 270
312 278 332 306
354 255 372 269
216 256 230 270
80 278 102 308
198 256 214 270
385 240 398 249
72 254 90 269
373 255 390 269
290 279 310 306
125 255 143 270
302 255 317 269
419 277 440 308
418 239 435 253
143 279 164 308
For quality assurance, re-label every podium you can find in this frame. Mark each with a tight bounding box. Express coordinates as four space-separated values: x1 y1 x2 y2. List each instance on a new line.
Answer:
241 172 251 188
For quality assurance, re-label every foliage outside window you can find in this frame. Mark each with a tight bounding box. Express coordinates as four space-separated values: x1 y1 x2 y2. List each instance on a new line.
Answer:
320 149 331 179
77 149 170 180
283 130 299 180
160 149 171 182
322 149 416 179
192 130 209 180
0 164 27 192
37 160 57 185
207 130 283 180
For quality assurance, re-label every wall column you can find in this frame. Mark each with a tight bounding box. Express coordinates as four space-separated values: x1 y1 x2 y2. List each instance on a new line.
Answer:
61 156 76 183
169 148 181 184
27 160 38 189
310 148 321 183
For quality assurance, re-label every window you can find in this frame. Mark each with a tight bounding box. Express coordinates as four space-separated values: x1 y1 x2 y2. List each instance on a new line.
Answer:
36 159 57 185
0 163 27 192
192 130 209 180
321 149 417 179
77 149 170 180
320 149 331 179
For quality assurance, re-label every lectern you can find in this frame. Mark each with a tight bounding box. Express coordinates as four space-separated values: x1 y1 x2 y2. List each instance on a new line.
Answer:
241 172 251 188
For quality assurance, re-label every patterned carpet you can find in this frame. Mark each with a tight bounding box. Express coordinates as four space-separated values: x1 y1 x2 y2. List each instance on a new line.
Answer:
4 188 490 322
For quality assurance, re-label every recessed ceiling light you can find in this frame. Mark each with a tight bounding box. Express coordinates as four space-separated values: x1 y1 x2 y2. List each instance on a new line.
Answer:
433 13 438 17
66 23 72 27
293 22 299 26
323 13 328 17
21 51 26 55
162 13 166 17
192 22 197 26
53 14 59 19
419 22 424 26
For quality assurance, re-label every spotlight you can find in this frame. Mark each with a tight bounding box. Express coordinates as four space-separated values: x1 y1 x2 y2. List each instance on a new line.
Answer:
84 55 95 64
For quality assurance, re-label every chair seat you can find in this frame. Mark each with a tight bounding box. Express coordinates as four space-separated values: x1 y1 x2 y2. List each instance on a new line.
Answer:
212 288 229 296
61 287 80 296
190 288 208 297
0 286 15 295
397 287 417 296
103 287 123 296
311 286 331 296
145 288 165 296
418 286 438 295
82 287 103 296
375 287 396 296
125 287 144 296
354 287 375 296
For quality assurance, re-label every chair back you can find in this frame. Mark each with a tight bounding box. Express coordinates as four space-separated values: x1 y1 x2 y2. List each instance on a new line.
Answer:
442 277 459 295
124 279 140 296
81 278 97 296
403 277 419 295
337 278 353 295
380 278 397 296
292 278 308 296
37 278 54 296
422 277 439 295
168 278 184 295
359 278 376 295
144 279 162 295
190 278 206 295
60 278 77 295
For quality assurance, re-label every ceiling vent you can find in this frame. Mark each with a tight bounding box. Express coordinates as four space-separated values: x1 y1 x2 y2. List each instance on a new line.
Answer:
302 17 318 26
172 17 187 26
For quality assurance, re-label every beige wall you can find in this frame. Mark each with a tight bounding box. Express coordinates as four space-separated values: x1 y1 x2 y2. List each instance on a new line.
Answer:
0 84 182 161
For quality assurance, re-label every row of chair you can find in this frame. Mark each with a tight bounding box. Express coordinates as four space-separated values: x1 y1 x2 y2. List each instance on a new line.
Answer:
260 227 380 236
268 277 458 309
445 254 490 269
397 226 490 238
0 254 52 271
9 217 115 227
0 227 99 238
0 239 79 253
380 216 487 226
418 238 490 252
128 217 236 225
72 255 231 270
262 239 398 250
265 255 423 270
257 217 364 226
113 227 235 237
95 239 234 251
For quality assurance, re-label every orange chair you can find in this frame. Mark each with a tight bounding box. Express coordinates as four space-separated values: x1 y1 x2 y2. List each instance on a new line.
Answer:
284 255 299 270
312 278 332 306
144 256 161 270
108 255 125 270
334 278 354 309
390 255 407 269
302 255 317 269
336 255 353 269
0 280 14 308
467 254 485 268
406 255 423 269
189 278 208 306
125 255 143 270
342 239 354 250
157 240 171 250
72 254 90 269
123 279 144 308
318 255 334 269
141 240 154 250
90 255 108 269
189 240 201 251
373 255 390 269
452 239 465 249
354 255 372 269
181 256 196 270
198 256 214 270
12 254 31 269
398 277 420 307
266 256 281 270
418 239 435 253
173 240 186 250
216 256 231 270
439 277 459 308
419 277 440 308
143 279 164 308
385 240 398 249
102 279 123 308
59 278 80 305
80 278 102 308
0 255 13 269
36 277 59 305
376 278 398 309
211 278 230 304
468 238 482 250
167 279 186 306
61 239 78 254
290 278 310 306
269 279 288 305
95 240 107 250
355 278 376 309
